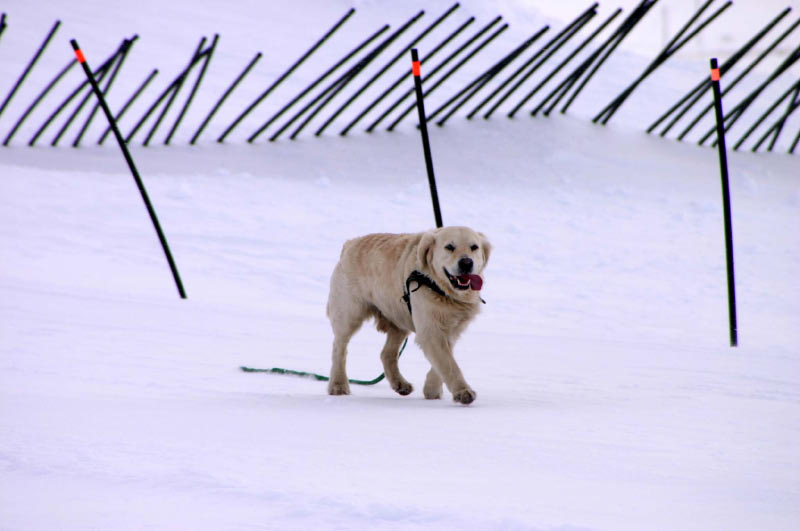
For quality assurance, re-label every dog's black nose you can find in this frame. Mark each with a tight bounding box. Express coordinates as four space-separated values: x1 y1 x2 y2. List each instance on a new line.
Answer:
458 257 473 273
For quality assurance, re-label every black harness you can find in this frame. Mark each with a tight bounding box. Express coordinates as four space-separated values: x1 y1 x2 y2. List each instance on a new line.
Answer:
402 270 485 315
402 270 447 315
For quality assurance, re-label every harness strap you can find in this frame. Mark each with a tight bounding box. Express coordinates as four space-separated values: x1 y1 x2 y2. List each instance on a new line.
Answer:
402 270 446 315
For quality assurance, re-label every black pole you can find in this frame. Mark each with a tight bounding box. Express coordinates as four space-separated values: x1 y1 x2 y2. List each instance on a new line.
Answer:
267 24 390 142
514 8 620 118
98 68 158 145
698 44 800 147
51 60 113 146
218 7 354 143
340 16 475 136
733 77 800 151
387 22 508 131
2 58 76 146
143 36 206 146
314 9 434 136
323 3 459 137
678 15 800 142
478 4 597 120
28 48 117 146
125 66 191 144
595 0 732 126
410 49 442 229
191 52 261 144
0 20 60 119
768 86 800 152
559 0 657 115
300 10 425 138
165 34 218 145
52 38 131 147
71 39 186 300
752 83 800 152
499 9 595 119
367 16 501 133
249 23 390 142
789 125 800 155
430 25 549 126
531 5 638 119
73 36 137 147
647 7 790 137
709 58 737 347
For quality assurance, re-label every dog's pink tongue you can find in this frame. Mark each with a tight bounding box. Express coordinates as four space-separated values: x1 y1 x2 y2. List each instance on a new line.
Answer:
465 274 483 291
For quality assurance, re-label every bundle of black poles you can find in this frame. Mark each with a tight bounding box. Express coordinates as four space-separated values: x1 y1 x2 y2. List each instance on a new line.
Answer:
594 0 731 126
410 48 443 229
709 58 737 347
70 39 187 300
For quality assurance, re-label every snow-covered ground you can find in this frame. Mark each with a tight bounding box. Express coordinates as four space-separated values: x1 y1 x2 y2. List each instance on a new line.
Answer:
2 1 799 530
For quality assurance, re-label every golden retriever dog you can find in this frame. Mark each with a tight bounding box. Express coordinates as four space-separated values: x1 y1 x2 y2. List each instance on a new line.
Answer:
326 226 491 404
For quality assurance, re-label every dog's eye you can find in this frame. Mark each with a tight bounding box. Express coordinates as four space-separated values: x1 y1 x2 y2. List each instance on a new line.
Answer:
470 244 479 251
444 244 455 252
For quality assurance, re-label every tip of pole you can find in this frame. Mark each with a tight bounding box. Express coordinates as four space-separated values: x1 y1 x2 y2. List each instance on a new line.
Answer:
710 58 721 81
70 39 86 63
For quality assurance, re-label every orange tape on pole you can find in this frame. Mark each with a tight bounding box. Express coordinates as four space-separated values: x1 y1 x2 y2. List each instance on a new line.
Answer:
412 61 421 77
74 48 86 63
711 68 720 82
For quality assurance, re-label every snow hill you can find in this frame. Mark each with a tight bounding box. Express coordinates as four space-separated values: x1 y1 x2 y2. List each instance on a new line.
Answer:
1 1 799 530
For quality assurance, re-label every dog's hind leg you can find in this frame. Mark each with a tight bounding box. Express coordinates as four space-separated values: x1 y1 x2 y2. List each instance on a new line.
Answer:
327 270 366 396
377 322 412 396
328 314 363 395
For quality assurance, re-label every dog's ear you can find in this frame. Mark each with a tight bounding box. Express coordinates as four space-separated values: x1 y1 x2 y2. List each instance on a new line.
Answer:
478 232 492 266
417 231 436 271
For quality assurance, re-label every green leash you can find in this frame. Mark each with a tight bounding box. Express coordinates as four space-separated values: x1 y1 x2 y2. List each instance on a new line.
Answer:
240 338 408 386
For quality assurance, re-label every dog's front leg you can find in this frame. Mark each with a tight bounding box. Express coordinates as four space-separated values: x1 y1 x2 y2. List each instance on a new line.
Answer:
414 325 475 405
423 368 443 400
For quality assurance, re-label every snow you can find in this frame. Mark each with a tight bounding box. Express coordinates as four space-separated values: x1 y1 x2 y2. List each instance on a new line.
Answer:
1 1 799 530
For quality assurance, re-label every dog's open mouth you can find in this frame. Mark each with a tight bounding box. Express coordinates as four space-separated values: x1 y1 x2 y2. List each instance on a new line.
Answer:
444 268 483 291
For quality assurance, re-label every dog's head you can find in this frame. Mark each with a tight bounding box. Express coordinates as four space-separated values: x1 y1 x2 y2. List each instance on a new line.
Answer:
417 226 491 299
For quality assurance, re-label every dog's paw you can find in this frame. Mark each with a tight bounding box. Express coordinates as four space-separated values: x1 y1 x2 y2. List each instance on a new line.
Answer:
423 370 443 399
392 380 414 396
423 387 442 400
452 388 476 405
328 380 351 396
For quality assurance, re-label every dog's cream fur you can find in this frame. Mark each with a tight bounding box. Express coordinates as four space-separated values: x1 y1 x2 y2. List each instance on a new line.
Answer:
326 226 491 404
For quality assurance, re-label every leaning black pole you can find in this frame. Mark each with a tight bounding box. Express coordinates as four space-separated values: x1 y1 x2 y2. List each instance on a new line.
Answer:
410 49 443 228
166 34 219 145
191 52 261 144
0 20 60 119
790 126 800 155
70 39 186 300
98 68 158 145
709 58 737 347
2 58 76 146
388 22 508 131
218 7 355 143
